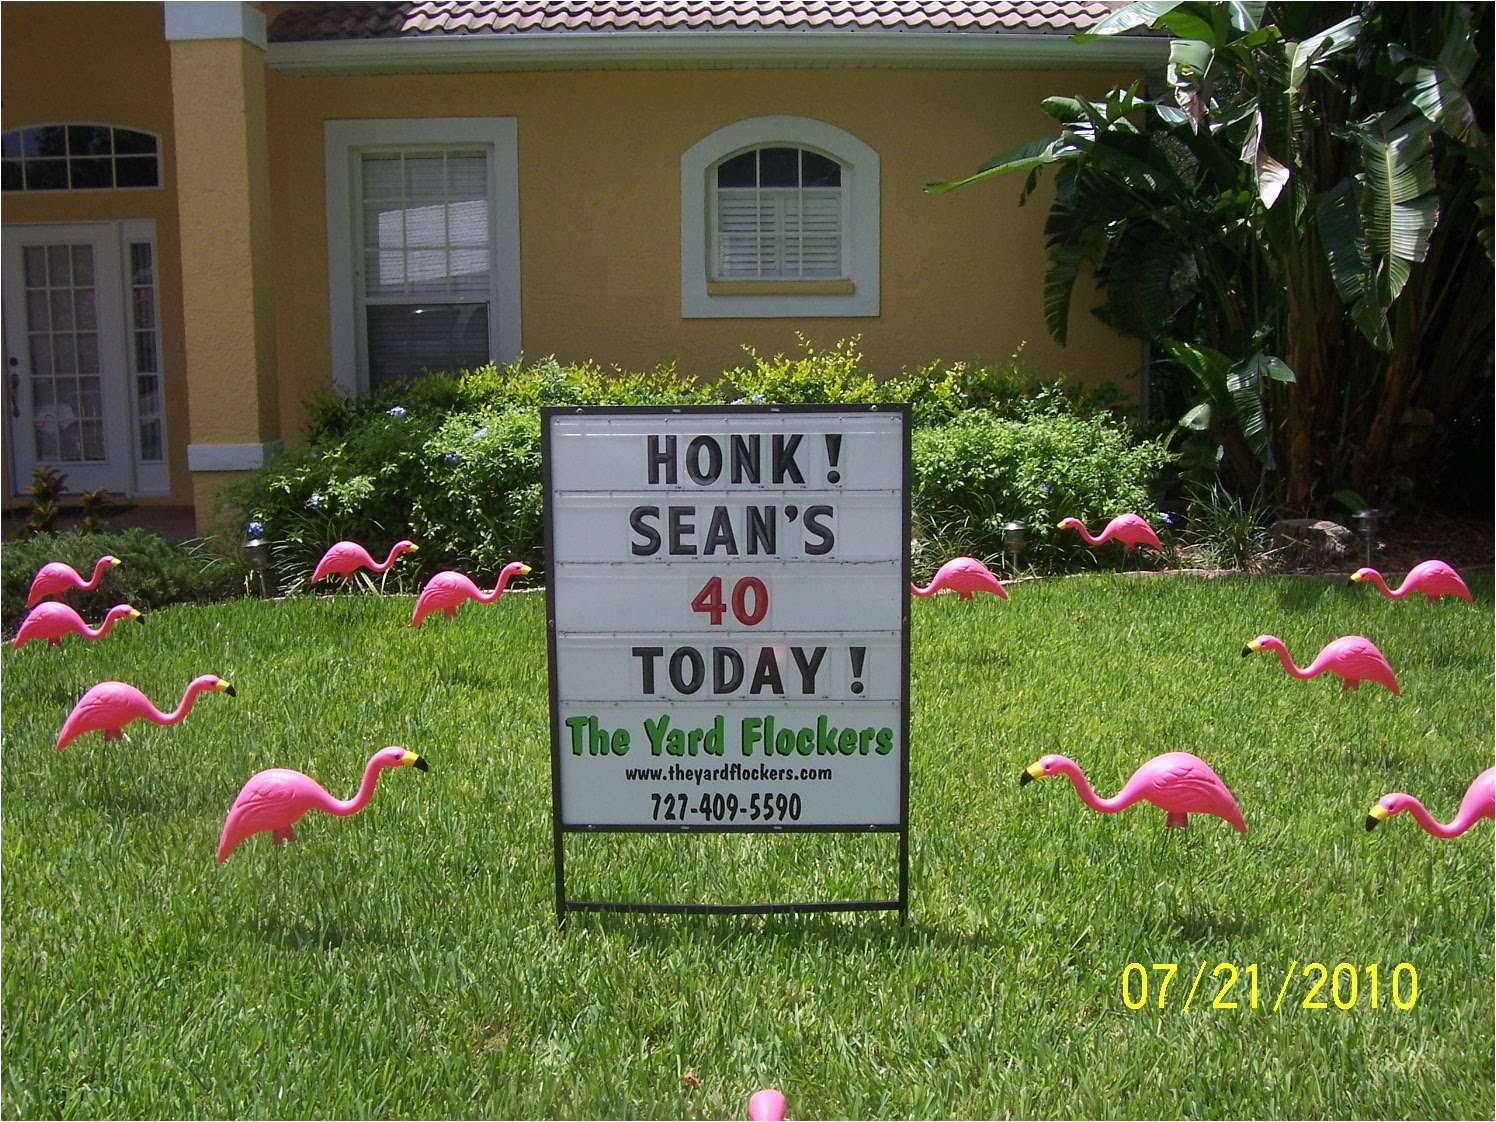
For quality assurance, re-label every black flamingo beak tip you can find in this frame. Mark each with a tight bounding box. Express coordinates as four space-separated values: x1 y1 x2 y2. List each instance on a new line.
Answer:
224 684 237 697
414 756 430 772
1365 814 1380 832
1018 770 1034 787
1240 646 1252 657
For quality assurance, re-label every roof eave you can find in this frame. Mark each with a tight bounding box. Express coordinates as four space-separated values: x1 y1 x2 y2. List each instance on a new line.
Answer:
265 30 1167 77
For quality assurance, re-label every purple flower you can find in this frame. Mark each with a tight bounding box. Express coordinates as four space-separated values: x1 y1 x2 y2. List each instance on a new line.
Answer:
306 492 323 509
388 405 406 418
443 451 461 465
1039 482 1053 495
245 519 265 539
1159 510 1177 527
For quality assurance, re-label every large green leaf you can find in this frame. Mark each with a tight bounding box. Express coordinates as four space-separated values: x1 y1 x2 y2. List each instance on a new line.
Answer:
1286 15 1362 92
924 135 1069 195
1359 112 1439 305
1073 0 1191 42
1316 179 1392 350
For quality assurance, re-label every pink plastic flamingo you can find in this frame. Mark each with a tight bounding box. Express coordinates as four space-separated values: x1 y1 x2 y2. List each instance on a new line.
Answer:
411 561 531 627
1020 751 1247 832
1057 514 1162 552
1243 634 1400 694
13 602 142 649
217 746 430 862
910 556 1007 600
1351 560 1472 604
311 539 418 584
748 1088 787 1121
55 675 235 750
1366 766 1494 838
26 555 121 607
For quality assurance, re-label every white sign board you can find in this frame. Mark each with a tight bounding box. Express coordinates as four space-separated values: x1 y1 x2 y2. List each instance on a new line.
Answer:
544 405 910 832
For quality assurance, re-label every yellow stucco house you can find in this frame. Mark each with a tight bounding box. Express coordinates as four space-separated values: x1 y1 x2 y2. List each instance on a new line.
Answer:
1 0 1161 533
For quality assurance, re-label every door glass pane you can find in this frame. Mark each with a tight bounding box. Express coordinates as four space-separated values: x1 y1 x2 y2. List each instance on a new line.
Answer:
21 241 109 464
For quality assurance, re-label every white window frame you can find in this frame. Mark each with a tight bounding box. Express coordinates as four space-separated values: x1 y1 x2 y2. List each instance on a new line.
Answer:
325 117 521 398
681 116 879 319
121 219 169 493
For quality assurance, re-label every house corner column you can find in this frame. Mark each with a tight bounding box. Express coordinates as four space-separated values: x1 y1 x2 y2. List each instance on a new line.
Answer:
165 1 280 534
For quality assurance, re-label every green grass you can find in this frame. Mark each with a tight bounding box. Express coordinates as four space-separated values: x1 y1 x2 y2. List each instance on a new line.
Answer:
2 575 1492 1119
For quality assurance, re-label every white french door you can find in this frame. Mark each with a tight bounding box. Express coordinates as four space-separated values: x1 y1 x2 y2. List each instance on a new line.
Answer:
3 222 138 495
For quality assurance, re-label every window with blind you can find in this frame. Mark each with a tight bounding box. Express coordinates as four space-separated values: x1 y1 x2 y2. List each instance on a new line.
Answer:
359 149 491 389
681 116 879 319
714 147 844 280
325 117 521 399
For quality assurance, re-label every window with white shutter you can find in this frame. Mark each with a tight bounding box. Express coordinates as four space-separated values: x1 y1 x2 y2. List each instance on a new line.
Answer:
714 147 844 280
682 117 879 319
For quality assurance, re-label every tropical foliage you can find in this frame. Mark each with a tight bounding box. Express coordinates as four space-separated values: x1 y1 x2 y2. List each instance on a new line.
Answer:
929 0 1493 512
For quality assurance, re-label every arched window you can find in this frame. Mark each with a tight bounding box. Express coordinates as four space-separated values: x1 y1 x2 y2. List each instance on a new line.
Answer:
681 116 879 318
714 145 844 280
1 125 162 192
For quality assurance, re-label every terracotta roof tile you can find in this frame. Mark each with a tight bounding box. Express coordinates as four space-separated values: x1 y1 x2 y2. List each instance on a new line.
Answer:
268 2 1123 42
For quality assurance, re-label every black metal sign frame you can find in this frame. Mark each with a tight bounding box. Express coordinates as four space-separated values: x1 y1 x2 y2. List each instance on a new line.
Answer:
542 404 911 921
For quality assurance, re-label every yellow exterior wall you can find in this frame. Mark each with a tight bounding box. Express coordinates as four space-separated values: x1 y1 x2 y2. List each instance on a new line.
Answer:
266 65 1143 440
0 1 190 507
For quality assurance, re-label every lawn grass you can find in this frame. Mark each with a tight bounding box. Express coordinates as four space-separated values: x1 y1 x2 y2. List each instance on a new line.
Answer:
2 574 1492 1119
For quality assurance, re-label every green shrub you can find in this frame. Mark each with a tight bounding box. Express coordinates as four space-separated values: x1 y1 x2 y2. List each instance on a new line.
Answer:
912 411 1171 573
228 350 1161 591
2 527 244 635
410 407 545 574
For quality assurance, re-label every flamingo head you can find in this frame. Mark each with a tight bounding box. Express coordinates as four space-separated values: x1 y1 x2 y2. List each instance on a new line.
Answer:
375 745 430 772
1242 635 1281 657
105 555 122 568
1020 754 1074 786
110 605 144 624
197 675 236 697
1056 518 1082 531
1365 795 1403 831
1349 568 1376 585
397 540 419 554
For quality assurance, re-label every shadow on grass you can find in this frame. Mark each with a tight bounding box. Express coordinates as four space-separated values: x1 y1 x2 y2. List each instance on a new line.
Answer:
1273 578 1335 612
227 907 397 951
576 909 1009 953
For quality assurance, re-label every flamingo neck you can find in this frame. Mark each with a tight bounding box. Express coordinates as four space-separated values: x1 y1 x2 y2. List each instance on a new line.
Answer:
481 565 522 601
326 757 389 816
1072 524 1104 545
373 544 405 572
91 607 132 639
1057 762 1129 814
1363 571 1402 598
159 681 213 724
1267 643 1314 680
83 559 112 590
1396 798 1465 839
911 580 935 597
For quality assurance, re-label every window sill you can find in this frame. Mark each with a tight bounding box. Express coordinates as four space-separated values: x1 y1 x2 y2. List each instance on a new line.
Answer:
706 278 855 297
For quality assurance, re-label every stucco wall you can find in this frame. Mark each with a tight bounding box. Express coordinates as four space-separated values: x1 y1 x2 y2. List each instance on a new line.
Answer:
0 1 190 506
267 65 1143 440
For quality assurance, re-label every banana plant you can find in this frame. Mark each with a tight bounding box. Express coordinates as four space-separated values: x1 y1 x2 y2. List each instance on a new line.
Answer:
928 0 1492 510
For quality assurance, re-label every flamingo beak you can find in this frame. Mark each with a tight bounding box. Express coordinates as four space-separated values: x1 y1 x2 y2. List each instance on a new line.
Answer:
131 610 144 623
1365 803 1390 831
519 563 532 575
1242 640 1261 656
1348 572 1363 584
409 543 419 552
402 751 430 771
1019 761 1044 786
218 681 236 696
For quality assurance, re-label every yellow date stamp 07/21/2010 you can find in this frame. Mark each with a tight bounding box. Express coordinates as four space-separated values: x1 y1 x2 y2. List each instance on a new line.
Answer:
1121 961 1419 1013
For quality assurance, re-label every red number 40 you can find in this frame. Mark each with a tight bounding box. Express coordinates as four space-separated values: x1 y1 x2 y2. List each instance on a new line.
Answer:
691 576 768 626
